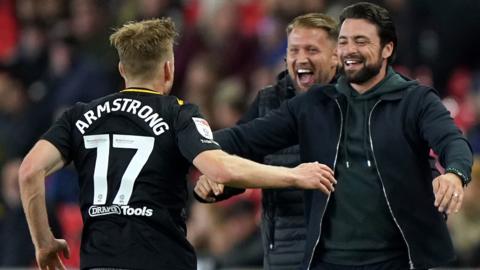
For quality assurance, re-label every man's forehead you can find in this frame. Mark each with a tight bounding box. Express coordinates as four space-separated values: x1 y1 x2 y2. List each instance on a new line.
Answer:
288 26 335 44
339 18 379 38
289 26 330 36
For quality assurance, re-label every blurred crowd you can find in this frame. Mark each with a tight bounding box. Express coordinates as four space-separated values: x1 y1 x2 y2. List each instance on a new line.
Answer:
0 0 480 269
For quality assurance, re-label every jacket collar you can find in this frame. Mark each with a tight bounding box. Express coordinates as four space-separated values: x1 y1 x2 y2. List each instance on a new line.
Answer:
380 91 406 101
336 68 420 101
380 71 417 101
275 70 296 99
308 84 342 100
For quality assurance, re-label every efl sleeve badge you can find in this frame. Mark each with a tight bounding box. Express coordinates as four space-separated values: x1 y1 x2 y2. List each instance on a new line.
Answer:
192 117 214 140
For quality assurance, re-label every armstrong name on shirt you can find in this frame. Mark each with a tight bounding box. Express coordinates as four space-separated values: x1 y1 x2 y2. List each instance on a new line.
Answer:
75 98 169 135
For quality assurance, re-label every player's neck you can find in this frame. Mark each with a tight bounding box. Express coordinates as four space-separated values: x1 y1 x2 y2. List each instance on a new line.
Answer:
124 81 166 95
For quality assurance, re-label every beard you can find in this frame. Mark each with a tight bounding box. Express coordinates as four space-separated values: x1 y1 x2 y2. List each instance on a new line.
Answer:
340 55 383 84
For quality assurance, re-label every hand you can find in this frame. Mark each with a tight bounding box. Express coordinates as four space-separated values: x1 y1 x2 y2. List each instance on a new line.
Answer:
433 173 464 214
36 238 70 270
194 175 224 203
292 162 336 195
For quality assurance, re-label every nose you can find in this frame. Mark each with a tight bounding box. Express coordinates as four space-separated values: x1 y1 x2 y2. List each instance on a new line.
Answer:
341 41 357 55
297 49 309 64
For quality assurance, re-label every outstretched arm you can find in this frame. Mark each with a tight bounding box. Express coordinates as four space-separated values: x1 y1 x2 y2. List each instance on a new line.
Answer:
199 99 299 202
193 149 336 194
18 140 70 270
418 89 473 214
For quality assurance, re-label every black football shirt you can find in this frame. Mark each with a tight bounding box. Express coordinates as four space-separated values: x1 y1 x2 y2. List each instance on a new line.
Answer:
42 88 220 270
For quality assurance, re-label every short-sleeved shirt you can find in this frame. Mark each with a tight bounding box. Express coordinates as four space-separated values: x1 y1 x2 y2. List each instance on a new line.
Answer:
42 88 220 270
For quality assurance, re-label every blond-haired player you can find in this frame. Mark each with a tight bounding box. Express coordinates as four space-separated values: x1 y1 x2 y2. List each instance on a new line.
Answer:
19 18 335 270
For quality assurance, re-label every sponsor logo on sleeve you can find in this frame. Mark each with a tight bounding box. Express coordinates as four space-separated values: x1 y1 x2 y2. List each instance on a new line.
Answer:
192 117 213 140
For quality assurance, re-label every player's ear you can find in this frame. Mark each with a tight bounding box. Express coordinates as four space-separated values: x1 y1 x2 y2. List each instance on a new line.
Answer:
164 60 174 84
118 62 127 80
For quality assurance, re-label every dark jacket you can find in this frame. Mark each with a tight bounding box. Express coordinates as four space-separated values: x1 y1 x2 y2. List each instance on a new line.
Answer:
316 69 419 265
214 71 472 269
215 71 308 270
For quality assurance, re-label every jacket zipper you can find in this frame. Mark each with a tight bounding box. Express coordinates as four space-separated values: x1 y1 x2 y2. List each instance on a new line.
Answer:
367 100 415 269
306 99 344 270
268 190 276 250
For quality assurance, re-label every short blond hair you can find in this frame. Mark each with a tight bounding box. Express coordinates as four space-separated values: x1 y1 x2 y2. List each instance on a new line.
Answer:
110 18 177 80
286 13 338 41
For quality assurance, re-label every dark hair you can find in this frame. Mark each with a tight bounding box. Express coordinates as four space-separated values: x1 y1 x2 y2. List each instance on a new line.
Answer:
339 2 397 64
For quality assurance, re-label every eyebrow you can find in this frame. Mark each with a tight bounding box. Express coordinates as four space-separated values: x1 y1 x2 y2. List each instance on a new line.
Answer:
338 35 370 40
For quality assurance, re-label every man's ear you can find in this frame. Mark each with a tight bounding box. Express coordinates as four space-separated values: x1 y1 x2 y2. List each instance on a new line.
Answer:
118 62 126 79
164 60 174 84
382 42 394 59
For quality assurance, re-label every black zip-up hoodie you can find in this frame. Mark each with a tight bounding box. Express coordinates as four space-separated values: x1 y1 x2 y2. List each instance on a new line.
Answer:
214 68 472 269
318 67 418 265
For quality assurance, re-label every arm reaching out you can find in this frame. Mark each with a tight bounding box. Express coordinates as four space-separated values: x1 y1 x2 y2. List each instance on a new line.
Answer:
18 140 71 270
193 150 336 197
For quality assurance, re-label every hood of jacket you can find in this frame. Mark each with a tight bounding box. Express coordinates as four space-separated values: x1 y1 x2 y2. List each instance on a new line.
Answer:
336 66 418 100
